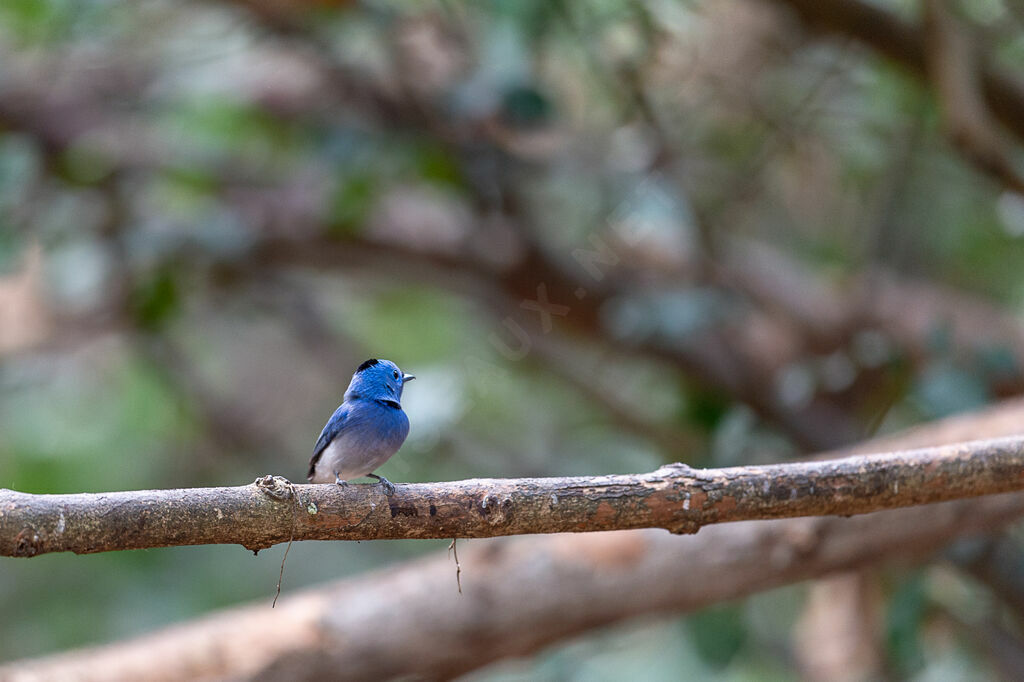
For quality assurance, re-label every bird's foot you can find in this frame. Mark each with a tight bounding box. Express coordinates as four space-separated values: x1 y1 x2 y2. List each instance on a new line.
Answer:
333 472 349 487
368 473 396 497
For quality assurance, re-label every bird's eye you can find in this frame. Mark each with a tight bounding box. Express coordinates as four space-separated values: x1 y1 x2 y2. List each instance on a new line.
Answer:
393 370 400 379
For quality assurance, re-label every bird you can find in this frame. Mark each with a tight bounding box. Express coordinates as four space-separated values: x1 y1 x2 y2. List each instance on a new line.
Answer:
308 358 415 496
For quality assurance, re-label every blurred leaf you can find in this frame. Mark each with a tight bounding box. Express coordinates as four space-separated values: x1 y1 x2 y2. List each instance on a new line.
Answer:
705 122 764 166
57 144 116 186
130 269 180 331
886 573 928 676
0 134 40 210
925 323 954 355
686 604 748 669
500 84 553 129
0 355 185 492
682 384 731 434
161 166 219 199
414 142 464 188
349 287 471 362
0 0 65 43
162 100 308 163
976 345 1019 384
0 226 26 273
328 173 377 235
911 362 990 419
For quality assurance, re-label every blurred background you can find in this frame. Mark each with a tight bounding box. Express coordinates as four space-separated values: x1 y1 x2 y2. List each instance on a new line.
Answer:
3 0 1024 679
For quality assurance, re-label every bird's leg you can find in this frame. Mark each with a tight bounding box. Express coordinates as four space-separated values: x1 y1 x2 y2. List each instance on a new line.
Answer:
333 471 349 487
367 473 395 497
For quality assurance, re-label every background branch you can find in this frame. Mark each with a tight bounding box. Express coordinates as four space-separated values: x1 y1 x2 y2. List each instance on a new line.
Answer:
4 494 1022 681
775 0 1024 188
923 0 1024 195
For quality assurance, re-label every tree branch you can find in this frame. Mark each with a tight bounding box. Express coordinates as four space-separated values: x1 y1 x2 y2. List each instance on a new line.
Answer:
774 0 1024 181
6 400 1024 680
923 0 1024 195
4 494 1023 682
3 437 1024 557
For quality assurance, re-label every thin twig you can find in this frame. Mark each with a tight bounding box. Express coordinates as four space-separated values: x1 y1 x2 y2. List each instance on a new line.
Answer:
272 480 299 608
448 538 462 594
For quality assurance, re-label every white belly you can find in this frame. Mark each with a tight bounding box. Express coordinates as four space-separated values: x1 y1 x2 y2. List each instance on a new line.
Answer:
310 432 402 483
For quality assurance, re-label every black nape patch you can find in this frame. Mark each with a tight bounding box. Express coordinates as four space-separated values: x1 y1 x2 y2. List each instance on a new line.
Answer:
357 358 380 372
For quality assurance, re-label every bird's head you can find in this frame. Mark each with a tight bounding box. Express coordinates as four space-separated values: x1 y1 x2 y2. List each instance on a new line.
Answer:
345 358 415 402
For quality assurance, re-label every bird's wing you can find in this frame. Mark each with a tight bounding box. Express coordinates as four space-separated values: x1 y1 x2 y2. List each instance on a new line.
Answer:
308 403 351 480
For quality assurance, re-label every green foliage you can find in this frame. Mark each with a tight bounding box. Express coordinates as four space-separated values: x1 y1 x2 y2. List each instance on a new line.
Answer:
130 269 180 331
0 0 70 44
912 362 990 419
348 287 472 362
686 605 749 669
0 227 24 273
886 573 929 677
328 173 377 235
413 142 465 188
0 0 131 47
500 85 554 129
57 144 116 186
159 99 310 167
1 356 185 492
160 166 220 202
682 385 732 434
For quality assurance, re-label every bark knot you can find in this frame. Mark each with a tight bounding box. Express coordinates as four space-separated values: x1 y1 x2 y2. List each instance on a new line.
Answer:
255 475 294 501
666 519 701 535
14 528 41 557
481 494 514 525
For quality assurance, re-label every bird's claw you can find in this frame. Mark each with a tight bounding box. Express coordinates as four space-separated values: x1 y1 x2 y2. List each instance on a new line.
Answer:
369 473 396 497
333 472 349 487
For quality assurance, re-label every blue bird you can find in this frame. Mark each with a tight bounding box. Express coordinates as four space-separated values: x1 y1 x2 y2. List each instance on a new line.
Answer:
308 358 415 496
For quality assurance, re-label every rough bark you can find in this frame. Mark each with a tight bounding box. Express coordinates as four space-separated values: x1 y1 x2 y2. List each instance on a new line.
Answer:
2 436 1024 557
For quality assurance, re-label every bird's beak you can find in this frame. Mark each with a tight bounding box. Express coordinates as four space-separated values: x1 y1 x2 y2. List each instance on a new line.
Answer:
403 373 416 382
